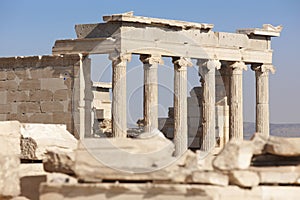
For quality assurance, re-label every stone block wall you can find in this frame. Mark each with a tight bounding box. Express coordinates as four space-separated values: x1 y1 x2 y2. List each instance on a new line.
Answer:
0 55 86 138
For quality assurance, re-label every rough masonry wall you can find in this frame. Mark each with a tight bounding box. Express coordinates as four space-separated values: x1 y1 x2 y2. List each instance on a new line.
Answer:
0 55 81 137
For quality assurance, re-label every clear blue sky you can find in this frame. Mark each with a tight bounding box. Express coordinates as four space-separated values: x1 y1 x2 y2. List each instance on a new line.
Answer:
0 0 299 124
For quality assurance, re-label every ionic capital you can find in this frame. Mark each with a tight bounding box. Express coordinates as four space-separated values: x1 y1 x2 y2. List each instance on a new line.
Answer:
197 59 221 70
229 61 248 71
197 59 221 78
140 54 164 65
109 51 131 66
172 57 193 69
251 64 276 74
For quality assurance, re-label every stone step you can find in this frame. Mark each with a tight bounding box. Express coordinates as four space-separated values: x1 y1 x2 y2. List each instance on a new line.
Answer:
39 183 300 200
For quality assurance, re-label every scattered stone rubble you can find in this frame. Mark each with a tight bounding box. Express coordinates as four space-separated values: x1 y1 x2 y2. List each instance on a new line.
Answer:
20 123 77 160
39 132 300 200
0 121 77 200
1 120 299 199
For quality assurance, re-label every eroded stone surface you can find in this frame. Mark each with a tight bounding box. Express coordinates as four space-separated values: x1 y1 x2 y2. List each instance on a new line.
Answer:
20 136 37 160
251 166 300 185
0 121 21 198
0 155 20 198
197 151 215 171
0 121 21 155
265 136 300 156
250 132 268 155
189 171 229 186
168 150 199 183
20 124 77 160
43 150 75 175
75 134 175 179
229 170 260 188
213 139 253 170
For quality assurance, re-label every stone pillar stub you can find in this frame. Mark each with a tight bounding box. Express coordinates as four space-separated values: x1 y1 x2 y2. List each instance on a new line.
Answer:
109 52 131 138
251 64 275 137
172 57 192 157
229 61 247 140
77 54 93 139
197 59 221 152
140 54 163 133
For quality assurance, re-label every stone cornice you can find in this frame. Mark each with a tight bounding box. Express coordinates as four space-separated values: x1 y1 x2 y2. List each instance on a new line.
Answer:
237 24 283 37
103 11 214 30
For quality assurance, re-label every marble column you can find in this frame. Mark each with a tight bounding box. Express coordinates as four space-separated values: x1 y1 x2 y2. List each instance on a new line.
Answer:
219 63 232 146
219 62 232 104
198 59 221 151
229 61 247 140
173 57 192 156
109 53 131 138
140 55 163 133
251 64 275 137
78 55 92 139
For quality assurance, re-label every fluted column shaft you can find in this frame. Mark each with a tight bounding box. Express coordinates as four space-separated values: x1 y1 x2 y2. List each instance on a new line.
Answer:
219 64 232 104
140 55 163 133
173 57 192 156
198 59 221 151
252 64 275 137
219 64 231 145
109 53 131 137
229 62 247 140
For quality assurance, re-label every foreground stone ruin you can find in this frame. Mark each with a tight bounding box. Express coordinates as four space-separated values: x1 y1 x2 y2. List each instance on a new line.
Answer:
0 12 298 199
1 119 299 199
6 125 300 199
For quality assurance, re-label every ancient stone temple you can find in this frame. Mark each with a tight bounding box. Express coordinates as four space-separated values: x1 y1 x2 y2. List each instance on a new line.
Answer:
53 12 281 153
2 12 300 200
0 11 281 153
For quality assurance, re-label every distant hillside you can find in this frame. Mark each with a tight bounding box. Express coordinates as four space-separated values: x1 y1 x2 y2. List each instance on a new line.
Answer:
244 122 300 140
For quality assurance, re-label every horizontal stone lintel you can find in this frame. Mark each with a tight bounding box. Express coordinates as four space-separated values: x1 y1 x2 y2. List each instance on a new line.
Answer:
52 37 272 64
52 38 118 56
0 54 81 69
